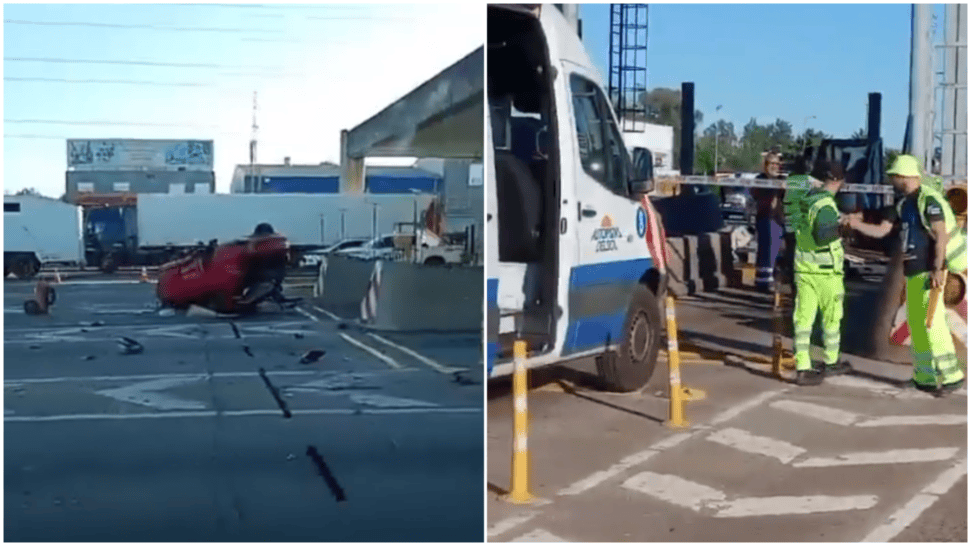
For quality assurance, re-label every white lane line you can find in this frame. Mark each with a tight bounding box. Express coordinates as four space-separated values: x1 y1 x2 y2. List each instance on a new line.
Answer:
708 388 789 426
312 305 342 322
856 414 967 427
794 448 959 468
339 333 402 369
770 399 860 426
825 375 957 400
651 431 694 451
622 472 727 512
510 529 566 542
487 512 539 538
706 428 806 464
922 458 968 495
862 494 938 542
713 495 879 518
4 406 481 423
557 389 787 497
366 333 464 374
295 307 319 322
4 371 325 385
557 449 659 496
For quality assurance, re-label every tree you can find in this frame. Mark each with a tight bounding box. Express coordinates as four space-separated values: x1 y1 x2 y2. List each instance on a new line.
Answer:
851 127 868 140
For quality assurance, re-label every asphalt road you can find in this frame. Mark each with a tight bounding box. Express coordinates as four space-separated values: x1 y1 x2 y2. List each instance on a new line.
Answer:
487 286 967 543
5 276 483 542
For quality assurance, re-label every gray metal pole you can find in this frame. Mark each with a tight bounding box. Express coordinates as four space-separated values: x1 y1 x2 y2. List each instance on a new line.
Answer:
911 4 934 168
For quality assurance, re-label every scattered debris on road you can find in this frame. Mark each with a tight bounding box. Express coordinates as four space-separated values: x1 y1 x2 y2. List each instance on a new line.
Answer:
80 321 105 327
452 370 480 386
287 453 297 461
243 346 254 358
158 308 176 317
81 355 96 361
306 445 347 502
117 337 144 355
294 333 305 339
299 349 326 364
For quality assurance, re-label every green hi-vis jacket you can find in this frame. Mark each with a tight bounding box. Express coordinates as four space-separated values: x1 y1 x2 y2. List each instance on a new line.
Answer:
900 182 968 274
794 189 843 275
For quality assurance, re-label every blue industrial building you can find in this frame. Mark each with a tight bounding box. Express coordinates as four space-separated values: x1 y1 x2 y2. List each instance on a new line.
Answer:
229 161 440 195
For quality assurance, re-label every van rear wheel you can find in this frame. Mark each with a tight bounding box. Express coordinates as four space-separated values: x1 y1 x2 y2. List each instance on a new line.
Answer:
600 286 662 392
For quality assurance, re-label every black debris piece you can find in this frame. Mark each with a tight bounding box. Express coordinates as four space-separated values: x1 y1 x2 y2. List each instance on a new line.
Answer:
294 333 305 339
452 371 480 386
243 346 254 357
82 355 96 361
299 349 326 365
117 337 144 355
336 323 348 330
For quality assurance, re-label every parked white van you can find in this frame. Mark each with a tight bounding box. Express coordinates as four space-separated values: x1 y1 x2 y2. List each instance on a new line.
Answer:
486 4 670 392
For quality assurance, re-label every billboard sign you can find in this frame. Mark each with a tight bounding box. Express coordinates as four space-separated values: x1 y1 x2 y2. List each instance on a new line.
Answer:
67 139 214 171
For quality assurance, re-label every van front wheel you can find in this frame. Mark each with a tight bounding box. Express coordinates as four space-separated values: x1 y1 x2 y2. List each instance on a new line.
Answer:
602 286 662 392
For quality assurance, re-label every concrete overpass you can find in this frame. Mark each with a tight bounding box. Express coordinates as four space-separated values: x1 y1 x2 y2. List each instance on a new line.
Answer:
340 47 484 193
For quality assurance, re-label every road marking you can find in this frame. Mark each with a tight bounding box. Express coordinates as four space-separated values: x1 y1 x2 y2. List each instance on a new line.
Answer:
312 305 342 322
825 375 961 400
922 458 968 495
510 529 565 542
794 448 959 468
4 371 326 385
339 333 402 369
712 495 879 518
862 494 938 542
95 377 208 411
856 414 967 427
651 432 694 450
557 449 659 496
296 307 319 322
622 472 727 511
366 333 464 374
557 389 787 497
706 427 806 464
487 512 539 538
4 406 481 423
770 399 859 426
348 394 438 408
708 388 788 426
624 472 880 518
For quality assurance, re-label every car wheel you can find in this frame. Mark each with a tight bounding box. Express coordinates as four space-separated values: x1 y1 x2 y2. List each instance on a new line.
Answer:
599 286 663 393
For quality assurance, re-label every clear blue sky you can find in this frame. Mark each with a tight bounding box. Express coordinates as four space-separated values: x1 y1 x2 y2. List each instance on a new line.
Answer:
3 3 482 197
579 3 949 150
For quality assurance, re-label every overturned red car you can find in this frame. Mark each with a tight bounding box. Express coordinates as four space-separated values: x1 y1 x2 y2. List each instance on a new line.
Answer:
156 223 301 314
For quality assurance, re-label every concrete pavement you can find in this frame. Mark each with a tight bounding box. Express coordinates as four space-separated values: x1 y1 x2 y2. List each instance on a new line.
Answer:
5 279 483 542
487 286 967 542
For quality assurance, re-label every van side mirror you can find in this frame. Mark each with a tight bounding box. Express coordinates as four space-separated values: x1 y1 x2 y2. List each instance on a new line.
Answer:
630 147 654 194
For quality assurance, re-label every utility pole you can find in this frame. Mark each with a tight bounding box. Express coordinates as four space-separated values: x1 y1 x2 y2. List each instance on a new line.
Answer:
249 91 259 193
909 5 934 168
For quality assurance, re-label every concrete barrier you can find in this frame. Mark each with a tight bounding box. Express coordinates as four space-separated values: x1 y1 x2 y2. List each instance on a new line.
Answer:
317 255 375 319
665 232 734 296
367 261 483 332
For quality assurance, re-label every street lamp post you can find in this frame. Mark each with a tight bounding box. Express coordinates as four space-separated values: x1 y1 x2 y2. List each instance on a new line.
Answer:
802 115 816 150
714 105 723 177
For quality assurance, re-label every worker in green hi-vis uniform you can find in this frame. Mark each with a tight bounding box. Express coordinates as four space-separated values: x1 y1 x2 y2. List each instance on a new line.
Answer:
847 155 967 397
781 147 820 288
791 154 853 386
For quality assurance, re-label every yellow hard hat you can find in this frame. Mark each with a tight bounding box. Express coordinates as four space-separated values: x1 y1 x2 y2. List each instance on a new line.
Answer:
886 154 922 177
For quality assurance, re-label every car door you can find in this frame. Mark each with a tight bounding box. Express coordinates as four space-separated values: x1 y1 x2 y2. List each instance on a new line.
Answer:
561 66 653 356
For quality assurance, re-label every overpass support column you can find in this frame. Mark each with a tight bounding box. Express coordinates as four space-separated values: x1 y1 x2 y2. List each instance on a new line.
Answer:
340 129 365 194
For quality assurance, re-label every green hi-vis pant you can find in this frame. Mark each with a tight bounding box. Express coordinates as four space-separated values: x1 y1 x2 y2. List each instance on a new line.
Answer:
906 272 965 387
794 272 844 371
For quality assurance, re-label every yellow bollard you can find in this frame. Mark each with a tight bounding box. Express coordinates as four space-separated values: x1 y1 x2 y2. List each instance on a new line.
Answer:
665 296 689 428
505 339 535 504
771 288 796 376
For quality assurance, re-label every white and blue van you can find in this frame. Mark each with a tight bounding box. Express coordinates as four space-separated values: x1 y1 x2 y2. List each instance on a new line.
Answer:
486 4 669 392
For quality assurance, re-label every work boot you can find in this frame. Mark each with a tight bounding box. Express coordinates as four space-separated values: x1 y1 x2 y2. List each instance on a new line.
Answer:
934 379 966 398
795 369 824 386
820 361 852 376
